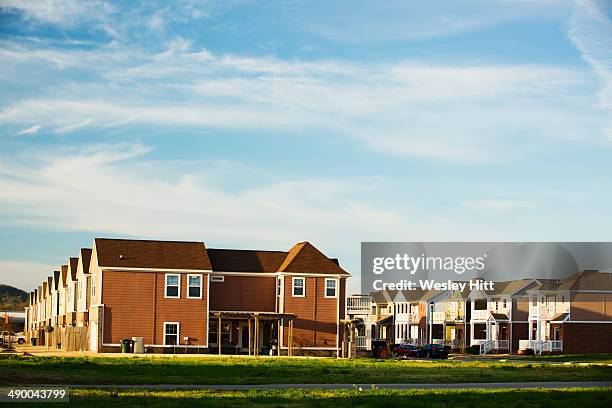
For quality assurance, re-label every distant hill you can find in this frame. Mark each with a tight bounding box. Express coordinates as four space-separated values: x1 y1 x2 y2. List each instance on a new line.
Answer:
0 284 28 311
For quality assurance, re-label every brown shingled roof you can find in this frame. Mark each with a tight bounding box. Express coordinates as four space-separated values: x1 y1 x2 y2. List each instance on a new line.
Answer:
207 249 287 272
69 257 79 280
95 238 212 270
60 265 68 287
80 248 92 274
277 242 349 276
53 270 60 291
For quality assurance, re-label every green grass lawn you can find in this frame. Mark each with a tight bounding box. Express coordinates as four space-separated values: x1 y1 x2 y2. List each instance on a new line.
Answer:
15 388 612 408
523 354 612 363
1 355 611 385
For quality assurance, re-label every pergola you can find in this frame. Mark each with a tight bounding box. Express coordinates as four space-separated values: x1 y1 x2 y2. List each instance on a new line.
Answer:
339 318 360 358
210 311 296 356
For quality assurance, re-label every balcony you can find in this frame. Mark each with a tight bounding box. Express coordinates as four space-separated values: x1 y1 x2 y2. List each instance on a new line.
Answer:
472 310 489 320
445 312 465 322
347 295 371 315
432 311 445 323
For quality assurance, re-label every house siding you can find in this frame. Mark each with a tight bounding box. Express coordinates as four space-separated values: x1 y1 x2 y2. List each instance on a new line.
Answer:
102 271 209 346
559 322 612 353
283 276 339 349
209 275 276 312
570 293 612 321
512 297 529 321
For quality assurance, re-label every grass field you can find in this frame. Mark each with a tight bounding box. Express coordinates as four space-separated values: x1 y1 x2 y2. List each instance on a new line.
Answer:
15 388 612 407
1 355 611 385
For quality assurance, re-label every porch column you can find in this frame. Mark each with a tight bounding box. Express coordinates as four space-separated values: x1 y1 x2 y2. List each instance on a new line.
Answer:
277 319 281 356
254 316 259 357
217 315 222 355
288 319 293 357
248 318 252 356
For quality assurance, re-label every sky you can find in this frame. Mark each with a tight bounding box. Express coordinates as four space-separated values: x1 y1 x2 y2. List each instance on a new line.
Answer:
0 0 611 294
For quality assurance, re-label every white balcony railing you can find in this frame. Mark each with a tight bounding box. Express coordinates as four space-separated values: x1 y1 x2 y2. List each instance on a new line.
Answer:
496 339 509 350
472 310 489 320
432 311 445 323
480 339 495 354
520 340 563 354
355 336 370 350
347 295 372 314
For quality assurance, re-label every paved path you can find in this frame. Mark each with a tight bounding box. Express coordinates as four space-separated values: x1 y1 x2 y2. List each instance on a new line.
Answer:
37 381 612 390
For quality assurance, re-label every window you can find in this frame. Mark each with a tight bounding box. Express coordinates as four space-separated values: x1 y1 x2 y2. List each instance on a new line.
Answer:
292 277 305 297
91 282 96 298
277 277 282 297
325 278 337 298
164 322 180 345
560 295 565 303
532 296 537 306
503 298 507 309
165 274 180 298
187 274 202 299
211 275 224 283
208 321 231 344
474 299 487 310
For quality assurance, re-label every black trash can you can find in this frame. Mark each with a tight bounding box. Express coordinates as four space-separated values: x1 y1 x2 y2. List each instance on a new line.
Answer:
31 338 37 346
120 339 133 353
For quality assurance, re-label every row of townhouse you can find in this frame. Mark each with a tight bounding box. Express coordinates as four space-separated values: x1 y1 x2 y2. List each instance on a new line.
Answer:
24 238 350 354
347 270 612 354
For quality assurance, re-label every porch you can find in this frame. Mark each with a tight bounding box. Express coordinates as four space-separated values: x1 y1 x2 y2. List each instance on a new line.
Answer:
209 312 296 356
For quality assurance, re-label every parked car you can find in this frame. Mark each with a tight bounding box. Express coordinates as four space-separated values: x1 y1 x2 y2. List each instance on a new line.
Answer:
417 343 448 359
0 331 26 345
371 340 391 359
393 343 419 358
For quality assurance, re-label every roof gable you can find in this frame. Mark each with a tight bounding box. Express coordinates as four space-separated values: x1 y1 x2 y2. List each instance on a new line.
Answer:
277 242 349 276
59 265 68 287
78 248 93 276
94 238 212 271
67 257 79 281
52 270 60 291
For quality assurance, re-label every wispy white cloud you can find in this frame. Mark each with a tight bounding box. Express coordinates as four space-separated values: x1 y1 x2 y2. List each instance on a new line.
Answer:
0 260 55 291
568 0 612 140
0 39 603 162
13 124 40 136
0 142 419 257
0 0 114 26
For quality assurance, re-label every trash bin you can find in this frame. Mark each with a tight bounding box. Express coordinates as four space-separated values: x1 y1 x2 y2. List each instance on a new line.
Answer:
132 337 144 354
31 338 37 346
120 339 133 353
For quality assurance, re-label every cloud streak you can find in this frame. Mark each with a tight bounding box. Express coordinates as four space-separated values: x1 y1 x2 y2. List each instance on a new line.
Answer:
0 38 604 162
568 0 612 140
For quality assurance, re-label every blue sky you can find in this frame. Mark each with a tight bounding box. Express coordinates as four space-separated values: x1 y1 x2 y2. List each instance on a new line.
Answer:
0 0 611 293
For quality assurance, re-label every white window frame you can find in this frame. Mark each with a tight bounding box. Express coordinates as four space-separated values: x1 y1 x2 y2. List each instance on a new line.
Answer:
187 274 203 299
165 273 181 299
292 277 305 297
324 278 337 298
210 275 225 283
163 322 180 346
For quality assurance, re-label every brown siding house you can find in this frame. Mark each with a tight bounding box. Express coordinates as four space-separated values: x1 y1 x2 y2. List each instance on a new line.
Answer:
26 237 350 355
